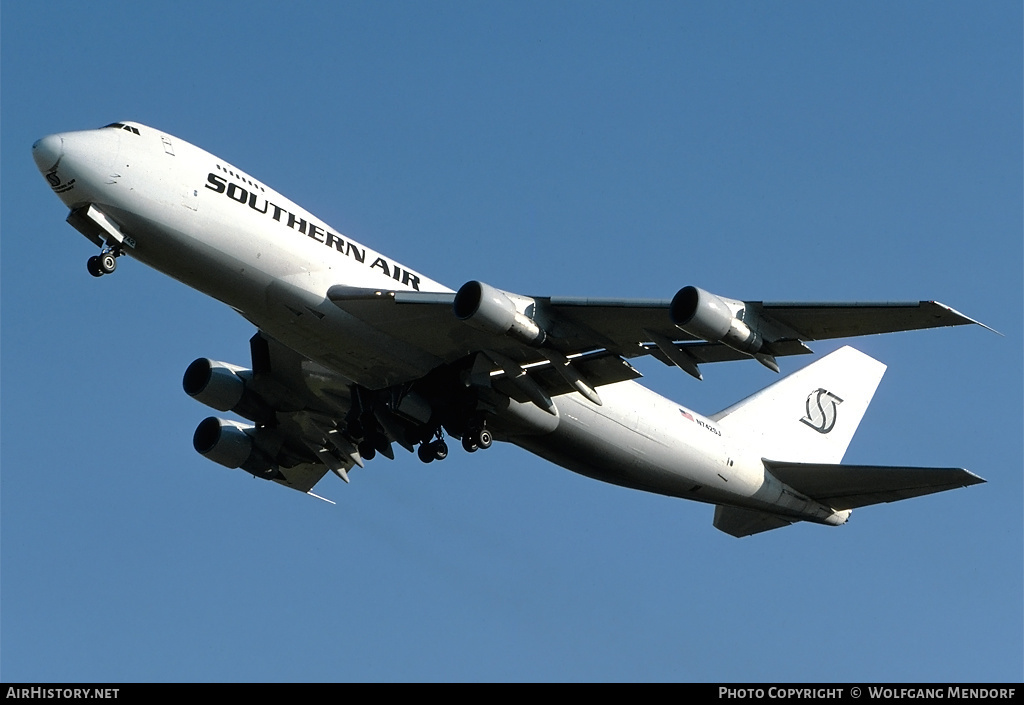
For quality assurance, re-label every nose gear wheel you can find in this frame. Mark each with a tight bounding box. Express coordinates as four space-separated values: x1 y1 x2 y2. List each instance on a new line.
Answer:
87 247 122 278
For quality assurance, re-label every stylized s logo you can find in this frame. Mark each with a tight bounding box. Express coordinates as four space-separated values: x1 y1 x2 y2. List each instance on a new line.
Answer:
801 388 844 434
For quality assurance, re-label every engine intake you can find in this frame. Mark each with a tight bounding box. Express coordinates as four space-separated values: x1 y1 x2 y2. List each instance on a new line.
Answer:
183 358 274 423
453 280 546 346
192 417 278 480
670 286 764 355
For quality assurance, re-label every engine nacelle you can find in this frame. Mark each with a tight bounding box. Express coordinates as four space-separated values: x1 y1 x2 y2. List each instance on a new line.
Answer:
183 358 273 423
192 417 278 480
670 285 764 355
453 280 546 346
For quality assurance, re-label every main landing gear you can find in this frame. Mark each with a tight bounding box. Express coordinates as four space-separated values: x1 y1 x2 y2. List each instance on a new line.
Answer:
417 437 449 464
87 248 121 278
417 425 492 463
461 427 492 453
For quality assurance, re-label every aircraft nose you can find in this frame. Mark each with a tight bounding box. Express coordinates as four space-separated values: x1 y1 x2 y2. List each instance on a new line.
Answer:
32 134 64 173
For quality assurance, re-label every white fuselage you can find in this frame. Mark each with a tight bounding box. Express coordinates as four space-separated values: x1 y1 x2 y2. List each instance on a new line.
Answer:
33 123 844 526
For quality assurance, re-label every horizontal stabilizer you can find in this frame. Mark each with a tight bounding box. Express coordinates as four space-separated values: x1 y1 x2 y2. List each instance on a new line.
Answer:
763 460 985 510
713 505 794 538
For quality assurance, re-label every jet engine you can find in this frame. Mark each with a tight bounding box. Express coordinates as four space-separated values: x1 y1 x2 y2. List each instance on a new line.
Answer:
453 280 547 346
192 416 278 480
183 358 274 423
670 286 769 360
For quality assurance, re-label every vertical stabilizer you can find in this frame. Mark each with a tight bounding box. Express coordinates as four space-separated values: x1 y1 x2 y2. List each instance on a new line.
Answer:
711 346 886 464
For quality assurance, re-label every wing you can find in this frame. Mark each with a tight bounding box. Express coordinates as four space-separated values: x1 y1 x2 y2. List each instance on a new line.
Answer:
750 300 993 340
328 282 987 386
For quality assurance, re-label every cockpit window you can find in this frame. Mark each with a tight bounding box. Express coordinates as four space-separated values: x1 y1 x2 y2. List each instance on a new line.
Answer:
101 122 140 135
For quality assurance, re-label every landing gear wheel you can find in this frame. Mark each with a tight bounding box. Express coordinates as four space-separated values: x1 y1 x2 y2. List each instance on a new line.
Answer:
476 428 493 450
432 440 448 461
358 441 376 461
99 252 118 274
463 428 491 452
87 256 103 278
417 443 435 463
418 439 449 463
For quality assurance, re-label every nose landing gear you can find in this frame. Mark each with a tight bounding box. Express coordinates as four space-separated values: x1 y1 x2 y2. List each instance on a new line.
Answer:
87 248 121 277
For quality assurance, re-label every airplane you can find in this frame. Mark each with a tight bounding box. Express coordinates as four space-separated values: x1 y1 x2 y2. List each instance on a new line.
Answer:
32 121 986 537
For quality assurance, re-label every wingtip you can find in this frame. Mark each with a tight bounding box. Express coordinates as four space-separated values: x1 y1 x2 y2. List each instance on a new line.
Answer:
961 469 987 486
930 301 1002 336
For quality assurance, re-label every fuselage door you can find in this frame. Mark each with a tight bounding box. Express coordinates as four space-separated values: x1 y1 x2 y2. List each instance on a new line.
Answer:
160 135 199 212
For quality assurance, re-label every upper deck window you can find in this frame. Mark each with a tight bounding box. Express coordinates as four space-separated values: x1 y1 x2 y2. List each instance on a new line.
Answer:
216 163 265 193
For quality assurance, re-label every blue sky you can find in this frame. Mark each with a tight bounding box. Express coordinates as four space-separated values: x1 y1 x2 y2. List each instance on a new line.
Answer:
2 2 1021 682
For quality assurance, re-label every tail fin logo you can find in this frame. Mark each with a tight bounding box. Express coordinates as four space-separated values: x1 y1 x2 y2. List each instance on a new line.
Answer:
800 389 844 434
